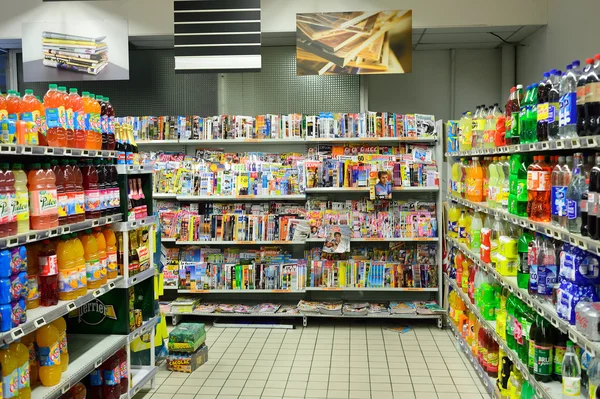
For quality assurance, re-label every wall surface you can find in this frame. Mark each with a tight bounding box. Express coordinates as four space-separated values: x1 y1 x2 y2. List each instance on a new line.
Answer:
368 49 502 122
0 0 547 39
517 0 599 84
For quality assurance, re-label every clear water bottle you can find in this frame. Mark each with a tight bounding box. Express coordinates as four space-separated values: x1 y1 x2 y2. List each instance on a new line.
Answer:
560 64 579 139
561 341 581 396
548 69 562 140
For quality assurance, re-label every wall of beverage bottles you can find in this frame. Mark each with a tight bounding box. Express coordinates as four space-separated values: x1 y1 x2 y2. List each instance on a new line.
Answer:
444 51 600 399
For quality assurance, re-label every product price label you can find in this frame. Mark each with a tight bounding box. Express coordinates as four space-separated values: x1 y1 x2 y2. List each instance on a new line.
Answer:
17 361 29 390
529 265 538 292
12 192 29 222
538 171 551 191
45 108 60 129
107 252 118 274
27 275 39 301
101 115 108 134
103 368 119 386
100 256 107 280
57 192 69 218
2 369 18 398
551 186 568 216
534 344 553 376
567 199 578 219
84 189 100 212
39 254 58 276
109 116 115 134
560 93 577 127
0 194 10 224
0 120 16 145
86 258 102 282
563 377 581 397
29 189 58 216
77 266 87 290
537 103 549 122
58 269 78 293
589 193 598 216
120 359 127 379
84 113 92 131
38 343 60 367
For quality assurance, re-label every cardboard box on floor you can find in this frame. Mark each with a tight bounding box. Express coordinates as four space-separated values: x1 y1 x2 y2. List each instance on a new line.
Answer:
167 345 209 373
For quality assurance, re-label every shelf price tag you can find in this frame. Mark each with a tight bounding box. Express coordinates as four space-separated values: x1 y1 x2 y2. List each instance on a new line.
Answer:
572 138 581 148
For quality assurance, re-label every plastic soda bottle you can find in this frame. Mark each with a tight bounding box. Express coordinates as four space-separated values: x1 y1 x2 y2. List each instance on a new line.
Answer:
38 239 58 307
35 324 61 386
98 96 108 150
88 370 102 399
101 354 121 399
458 210 467 245
95 159 106 217
57 87 74 148
70 383 86 399
528 156 552 222
27 163 58 230
471 212 482 251
562 341 581 396
82 160 100 220
93 228 108 285
577 59 593 136
70 233 87 297
43 84 66 147
10 341 30 399
533 314 554 382
50 318 68 372
20 334 37 388
560 63 579 139
447 204 460 238
70 160 85 223
116 348 127 394
82 92 95 150
11 165 28 235
547 70 562 140
480 215 492 263
6 91 22 122
80 229 101 289
20 90 41 146
0 344 18 398
90 94 102 150
0 164 17 237
105 98 115 151
51 160 67 226
551 156 570 228
68 89 85 149
585 55 600 136
589 355 600 399
517 231 533 289
460 112 473 151
466 157 483 202
24 243 40 310
56 236 78 301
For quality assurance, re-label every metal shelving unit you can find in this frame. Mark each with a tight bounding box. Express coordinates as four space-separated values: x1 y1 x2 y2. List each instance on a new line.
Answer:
0 144 116 158
157 122 444 328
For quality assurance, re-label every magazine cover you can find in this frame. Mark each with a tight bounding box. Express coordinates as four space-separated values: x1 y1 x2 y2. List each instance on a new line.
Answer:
370 170 393 200
322 225 351 254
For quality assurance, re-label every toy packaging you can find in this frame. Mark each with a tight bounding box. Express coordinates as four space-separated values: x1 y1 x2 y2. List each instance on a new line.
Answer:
167 345 209 373
168 322 207 352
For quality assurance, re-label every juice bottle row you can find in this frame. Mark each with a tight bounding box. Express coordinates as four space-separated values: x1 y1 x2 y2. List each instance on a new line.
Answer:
25 227 118 310
82 348 128 399
0 85 115 150
0 159 120 238
448 51 600 152
450 153 600 235
0 246 27 332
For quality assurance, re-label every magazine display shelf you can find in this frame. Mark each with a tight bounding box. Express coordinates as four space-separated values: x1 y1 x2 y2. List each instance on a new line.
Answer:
157 121 445 328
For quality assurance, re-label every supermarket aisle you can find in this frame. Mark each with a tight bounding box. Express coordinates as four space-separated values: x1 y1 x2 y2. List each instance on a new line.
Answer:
138 321 491 399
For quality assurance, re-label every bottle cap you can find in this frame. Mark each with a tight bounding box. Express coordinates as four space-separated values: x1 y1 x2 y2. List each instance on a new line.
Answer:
24 89 33 95
84 229 92 234
586 58 594 64
89 94 96 99
567 340 574 347
595 54 600 61
105 97 109 102
31 163 41 169
41 163 51 169
12 163 22 170
566 64 572 70
58 86 66 92
572 60 580 67
48 84 57 89
69 88 78 94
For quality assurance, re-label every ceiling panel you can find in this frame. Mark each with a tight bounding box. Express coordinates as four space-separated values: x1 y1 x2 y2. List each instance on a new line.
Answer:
426 25 521 34
416 42 499 50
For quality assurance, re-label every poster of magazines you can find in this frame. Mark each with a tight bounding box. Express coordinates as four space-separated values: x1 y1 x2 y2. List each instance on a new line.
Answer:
296 10 412 75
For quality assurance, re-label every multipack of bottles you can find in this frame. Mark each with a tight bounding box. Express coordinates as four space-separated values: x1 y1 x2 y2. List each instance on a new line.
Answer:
0 85 116 150
0 246 27 331
116 227 151 277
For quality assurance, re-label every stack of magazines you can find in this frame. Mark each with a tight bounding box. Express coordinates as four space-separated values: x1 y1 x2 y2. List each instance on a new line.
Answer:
42 31 108 75
343 303 369 316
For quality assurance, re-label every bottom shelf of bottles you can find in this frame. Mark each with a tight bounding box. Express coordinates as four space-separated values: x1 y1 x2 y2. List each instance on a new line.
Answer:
446 275 584 399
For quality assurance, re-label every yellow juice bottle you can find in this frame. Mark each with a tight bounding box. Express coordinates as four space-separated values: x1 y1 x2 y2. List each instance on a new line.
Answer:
458 210 467 244
448 204 461 238
50 318 68 372
70 234 87 297
19 334 37 388
36 325 61 386
56 236 78 301
92 228 107 285
80 230 101 289
10 341 30 399
0 344 19 398
103 227 118 279
12 164 29 235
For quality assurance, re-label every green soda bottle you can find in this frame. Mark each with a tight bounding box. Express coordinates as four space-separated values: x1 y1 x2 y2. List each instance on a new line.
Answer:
517 230 533 289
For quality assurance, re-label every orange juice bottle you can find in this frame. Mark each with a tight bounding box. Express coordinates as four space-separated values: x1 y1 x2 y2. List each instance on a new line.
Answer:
10 340 30 399
80 229 101 289
471 157 484 202
25 242 40 310
69 89 85 149
20 333 37 388
0 92 7 120
70 234 87 297
50 318 68 372
0 344 18 398
58 87 74 148
92 228 107 285
21 90 41 146
6 91 22 121
103 227 118 279
35 324 61 386
82 93 94 150
43 84 66 148
89 95 102 150
56 236 78 301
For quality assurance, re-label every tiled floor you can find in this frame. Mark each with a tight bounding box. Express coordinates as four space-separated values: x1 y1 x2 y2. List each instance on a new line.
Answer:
136 321 492 399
